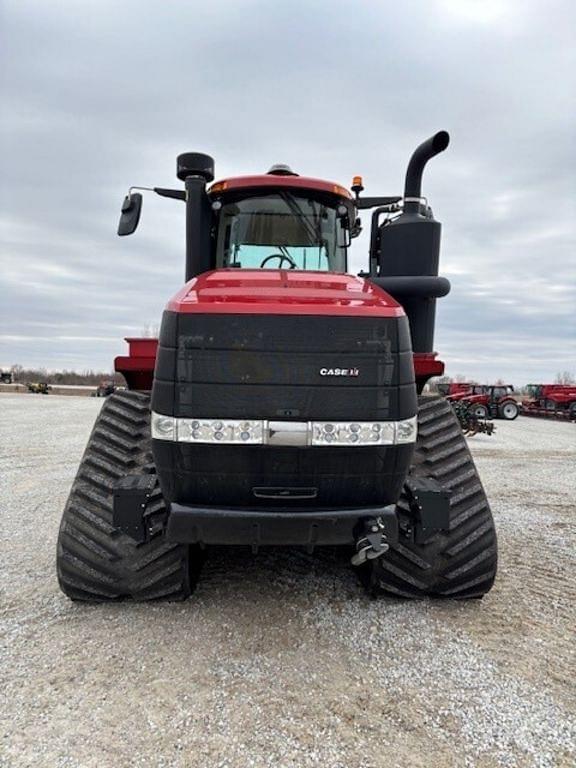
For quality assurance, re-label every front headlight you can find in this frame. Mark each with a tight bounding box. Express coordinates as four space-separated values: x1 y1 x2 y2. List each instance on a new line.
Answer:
151 412 176 441
177 418 264 444
150 413 418 446
396 415 418 444
311 421 396 446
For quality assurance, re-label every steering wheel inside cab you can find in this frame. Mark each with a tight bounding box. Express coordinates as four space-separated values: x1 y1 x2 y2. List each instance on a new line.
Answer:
259 253 297 269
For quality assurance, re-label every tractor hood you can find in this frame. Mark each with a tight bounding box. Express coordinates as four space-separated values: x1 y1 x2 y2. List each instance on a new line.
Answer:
166 269 404 318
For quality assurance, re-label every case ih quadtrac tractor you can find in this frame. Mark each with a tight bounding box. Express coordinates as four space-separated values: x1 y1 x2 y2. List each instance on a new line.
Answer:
57 132 498 601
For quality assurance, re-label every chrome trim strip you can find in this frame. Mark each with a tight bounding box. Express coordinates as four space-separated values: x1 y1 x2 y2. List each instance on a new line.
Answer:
266 421 309 447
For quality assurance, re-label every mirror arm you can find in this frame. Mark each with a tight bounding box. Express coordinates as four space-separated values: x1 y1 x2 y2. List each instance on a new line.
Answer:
128 186 186 202
355 195 401 210
154 187 186 201
128 186 154 197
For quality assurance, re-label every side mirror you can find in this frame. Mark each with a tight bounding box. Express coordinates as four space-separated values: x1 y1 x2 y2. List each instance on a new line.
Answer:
117 193 143 236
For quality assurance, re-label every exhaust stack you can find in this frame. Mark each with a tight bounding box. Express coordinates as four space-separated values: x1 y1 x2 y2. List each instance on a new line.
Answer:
403 131 450 212
370 131 451 356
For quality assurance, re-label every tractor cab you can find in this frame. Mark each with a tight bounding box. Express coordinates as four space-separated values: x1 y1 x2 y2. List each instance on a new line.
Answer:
208 168 354 274
211 187 350 273
525 384 541 400
116 137 451 368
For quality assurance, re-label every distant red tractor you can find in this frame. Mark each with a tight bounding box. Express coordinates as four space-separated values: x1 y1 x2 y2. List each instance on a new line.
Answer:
522 384 576 420
445 384 519 421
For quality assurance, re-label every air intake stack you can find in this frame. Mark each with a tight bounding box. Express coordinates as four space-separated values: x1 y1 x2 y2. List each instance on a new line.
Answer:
177 152 215 281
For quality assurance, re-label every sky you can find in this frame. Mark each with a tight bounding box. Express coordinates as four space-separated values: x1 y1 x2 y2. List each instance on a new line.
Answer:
1 0 575 385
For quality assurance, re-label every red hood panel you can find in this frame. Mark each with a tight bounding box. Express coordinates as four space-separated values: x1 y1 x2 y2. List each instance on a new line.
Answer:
166 270 404 317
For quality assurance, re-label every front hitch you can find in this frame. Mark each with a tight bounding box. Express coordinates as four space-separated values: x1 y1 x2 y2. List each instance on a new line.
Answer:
351 510 399 566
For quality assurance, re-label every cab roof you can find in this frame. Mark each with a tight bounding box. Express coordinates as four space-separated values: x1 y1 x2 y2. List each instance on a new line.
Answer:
208 174 352 200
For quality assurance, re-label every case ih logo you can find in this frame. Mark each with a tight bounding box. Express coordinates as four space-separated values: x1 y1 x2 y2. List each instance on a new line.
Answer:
319 367 360 377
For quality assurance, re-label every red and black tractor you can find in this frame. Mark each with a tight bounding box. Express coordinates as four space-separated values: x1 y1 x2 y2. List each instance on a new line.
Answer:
57 132 497 602
447 384 519 421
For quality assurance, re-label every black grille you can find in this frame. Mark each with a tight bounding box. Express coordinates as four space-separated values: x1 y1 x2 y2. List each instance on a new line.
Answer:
152 311 416 420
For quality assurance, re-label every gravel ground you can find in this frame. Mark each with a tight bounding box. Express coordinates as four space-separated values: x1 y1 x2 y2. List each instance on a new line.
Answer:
1 395 575 768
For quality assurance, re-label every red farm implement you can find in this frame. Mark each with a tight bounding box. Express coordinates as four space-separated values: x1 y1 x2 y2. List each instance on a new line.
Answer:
521 385 576 421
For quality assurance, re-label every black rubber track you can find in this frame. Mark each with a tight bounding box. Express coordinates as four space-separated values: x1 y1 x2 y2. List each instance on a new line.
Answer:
368 395 498 599
57 391 199 602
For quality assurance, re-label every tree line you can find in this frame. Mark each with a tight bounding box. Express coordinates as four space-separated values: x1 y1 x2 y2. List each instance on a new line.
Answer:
3 365 123 386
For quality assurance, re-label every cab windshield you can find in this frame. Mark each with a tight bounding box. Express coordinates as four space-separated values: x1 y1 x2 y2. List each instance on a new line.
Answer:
215 192 347 272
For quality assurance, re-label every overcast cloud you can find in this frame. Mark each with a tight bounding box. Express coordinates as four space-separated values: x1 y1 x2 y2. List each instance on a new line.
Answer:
1 0 575 384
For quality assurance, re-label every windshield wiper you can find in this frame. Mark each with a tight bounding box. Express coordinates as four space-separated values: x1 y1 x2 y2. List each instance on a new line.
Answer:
279 191 322 246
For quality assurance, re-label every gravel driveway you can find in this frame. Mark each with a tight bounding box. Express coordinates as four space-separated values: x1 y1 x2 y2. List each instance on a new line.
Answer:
1 395 575 768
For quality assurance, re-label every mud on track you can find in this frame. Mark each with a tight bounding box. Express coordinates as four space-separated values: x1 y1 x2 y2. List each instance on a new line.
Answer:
1 395 575 767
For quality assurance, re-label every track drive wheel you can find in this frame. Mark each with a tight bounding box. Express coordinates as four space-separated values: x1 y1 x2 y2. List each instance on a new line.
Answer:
367 395 497 599
57 391 201 602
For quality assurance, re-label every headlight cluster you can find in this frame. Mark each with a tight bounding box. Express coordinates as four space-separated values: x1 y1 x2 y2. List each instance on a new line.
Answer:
177 419 264 444
311 421 396 446
396 416 418 444
152 413 417 446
